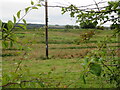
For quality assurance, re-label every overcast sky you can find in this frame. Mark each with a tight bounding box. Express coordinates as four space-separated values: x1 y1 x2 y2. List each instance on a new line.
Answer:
0 0 112 26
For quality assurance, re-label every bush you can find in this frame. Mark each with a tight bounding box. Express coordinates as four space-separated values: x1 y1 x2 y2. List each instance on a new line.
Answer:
65 25 74 29
74 31 95 44
80 20 97 29
110 24 120 30
96 26 104 30
80 31 95 42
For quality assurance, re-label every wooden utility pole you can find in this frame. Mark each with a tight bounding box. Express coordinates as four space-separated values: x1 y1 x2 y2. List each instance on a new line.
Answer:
45 0 48 58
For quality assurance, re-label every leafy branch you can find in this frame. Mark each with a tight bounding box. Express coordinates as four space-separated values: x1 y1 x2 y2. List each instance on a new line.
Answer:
59 0 120 87
0 78 44 88
1 0 42 49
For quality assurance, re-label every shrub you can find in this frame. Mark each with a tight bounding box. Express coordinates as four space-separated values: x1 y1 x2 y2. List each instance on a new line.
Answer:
80 30 95 42
74 30 95 44
96 26 104 30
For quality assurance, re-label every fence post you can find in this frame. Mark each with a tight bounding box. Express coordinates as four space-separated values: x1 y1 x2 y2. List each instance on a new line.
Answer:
45 0 48 58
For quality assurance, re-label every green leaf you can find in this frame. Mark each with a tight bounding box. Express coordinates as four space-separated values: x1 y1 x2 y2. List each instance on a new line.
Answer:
7 20 13 30
13 15 16 24
14 42 23 50
91 57 99 62
82 57 89 68
37 81 45 87
61 7 66 14
17 10 21 18
25 7 30 13
70 12 75 17
89 63 102 76
18 24 26 30
10 41 13 48
82 75 86 84
2 41 9 48
113 3 118 9
32 7 38 9
37 4 41 7
99 58 103 62
84 58 89 64
22 19 27 25
0 20 2 28
31 0 34 5
23 46 32 51
62 7 65 11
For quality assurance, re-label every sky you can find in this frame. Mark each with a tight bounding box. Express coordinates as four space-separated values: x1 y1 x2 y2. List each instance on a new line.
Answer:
0 0 113 26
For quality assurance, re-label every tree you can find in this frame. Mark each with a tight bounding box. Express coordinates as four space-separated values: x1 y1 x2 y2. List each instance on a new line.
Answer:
80 20 97 29
62 0 120 30
62 0 120 87
110 23 120 29
96 26 104 30
2 23 8 29
74 25 80 29
65 25 73 29
1 1 41 49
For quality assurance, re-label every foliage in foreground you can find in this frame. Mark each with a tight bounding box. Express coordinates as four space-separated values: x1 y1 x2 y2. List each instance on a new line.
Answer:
0 1 41 49
62 0 120 88
1 29 119 88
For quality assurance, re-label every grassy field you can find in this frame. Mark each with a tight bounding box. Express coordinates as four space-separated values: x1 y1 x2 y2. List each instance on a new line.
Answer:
2 29 119 88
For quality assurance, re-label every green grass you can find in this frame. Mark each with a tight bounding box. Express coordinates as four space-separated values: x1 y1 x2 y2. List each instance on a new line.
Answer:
2 58 116 88
2 29 119 88
0 31 2 39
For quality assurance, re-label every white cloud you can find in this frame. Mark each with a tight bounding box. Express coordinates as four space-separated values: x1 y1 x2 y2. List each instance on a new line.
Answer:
0 0 110 25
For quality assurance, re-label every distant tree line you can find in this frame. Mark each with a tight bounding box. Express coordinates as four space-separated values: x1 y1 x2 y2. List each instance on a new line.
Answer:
65 23 119 30
65 25 80 29
2 22 118 30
